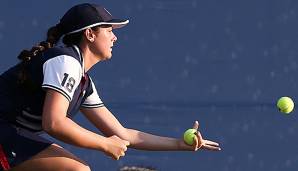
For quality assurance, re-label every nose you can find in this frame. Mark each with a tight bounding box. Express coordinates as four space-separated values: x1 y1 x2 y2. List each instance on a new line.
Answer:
112 32 117 42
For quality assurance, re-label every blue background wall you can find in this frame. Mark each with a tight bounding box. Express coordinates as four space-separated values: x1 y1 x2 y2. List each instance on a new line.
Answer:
1 0 298 170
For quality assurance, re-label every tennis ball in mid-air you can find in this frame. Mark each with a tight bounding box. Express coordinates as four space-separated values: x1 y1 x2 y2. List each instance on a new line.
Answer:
277 96 294 114
183 129 197 145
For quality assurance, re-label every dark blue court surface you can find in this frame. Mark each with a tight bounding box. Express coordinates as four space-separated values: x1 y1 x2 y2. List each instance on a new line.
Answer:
1 0 298 170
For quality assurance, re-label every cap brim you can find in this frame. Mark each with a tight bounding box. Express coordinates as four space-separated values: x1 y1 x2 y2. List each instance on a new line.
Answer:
107 19 129 29
65 19 129 35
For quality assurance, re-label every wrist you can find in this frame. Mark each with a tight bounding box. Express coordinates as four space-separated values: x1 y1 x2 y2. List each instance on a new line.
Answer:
176 139 185 151
96 136 109 153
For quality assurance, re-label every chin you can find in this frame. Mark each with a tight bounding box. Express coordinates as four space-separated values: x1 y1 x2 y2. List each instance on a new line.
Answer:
107 53 113 59
103 55 112 61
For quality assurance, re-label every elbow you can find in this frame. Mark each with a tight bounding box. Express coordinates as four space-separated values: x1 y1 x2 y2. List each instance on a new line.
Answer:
42 119 62 135
42 120 54 134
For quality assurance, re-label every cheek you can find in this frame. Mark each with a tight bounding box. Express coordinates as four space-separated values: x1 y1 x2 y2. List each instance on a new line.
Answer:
95 42 112 58
93 34 112 57
97 37 110 49
95 41 108 51
99 43 111 55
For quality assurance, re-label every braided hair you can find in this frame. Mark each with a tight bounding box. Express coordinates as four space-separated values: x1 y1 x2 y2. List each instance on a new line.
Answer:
17 24 64 83
17 24 62 62
16 23 100 83
17 23 89 62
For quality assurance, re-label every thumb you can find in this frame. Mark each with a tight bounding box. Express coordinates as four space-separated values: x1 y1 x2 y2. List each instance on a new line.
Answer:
124 140 130 146
192 120 199 130
192 135 199 150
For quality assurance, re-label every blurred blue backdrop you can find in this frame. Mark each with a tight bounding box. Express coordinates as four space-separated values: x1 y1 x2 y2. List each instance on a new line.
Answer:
1 0 298 170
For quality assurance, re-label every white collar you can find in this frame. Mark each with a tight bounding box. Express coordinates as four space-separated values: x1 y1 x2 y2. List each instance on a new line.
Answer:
73 45 85 76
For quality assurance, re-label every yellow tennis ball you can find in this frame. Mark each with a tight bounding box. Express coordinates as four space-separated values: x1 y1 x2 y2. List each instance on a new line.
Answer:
277 96 294 114
183 129 197 145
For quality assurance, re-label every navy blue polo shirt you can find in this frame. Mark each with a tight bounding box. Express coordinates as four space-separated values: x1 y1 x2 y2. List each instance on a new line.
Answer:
0 45 104 132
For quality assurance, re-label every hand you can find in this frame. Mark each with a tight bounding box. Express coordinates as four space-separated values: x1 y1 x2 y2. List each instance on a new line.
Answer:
104 135 130 160
181 121 221 151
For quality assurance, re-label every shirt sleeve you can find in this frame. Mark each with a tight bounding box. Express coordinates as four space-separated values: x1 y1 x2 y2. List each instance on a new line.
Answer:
81 77 104 108
42 55 83 102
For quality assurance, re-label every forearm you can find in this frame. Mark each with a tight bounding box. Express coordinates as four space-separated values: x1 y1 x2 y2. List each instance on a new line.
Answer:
125 128 182 151
44 117 107 151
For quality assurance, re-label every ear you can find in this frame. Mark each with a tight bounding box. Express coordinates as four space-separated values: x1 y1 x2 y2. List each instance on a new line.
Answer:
84 28 95 42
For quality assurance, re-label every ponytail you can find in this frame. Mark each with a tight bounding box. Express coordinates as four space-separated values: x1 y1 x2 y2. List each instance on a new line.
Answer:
17 24 63 83
17 24 63 62
46 24 63 46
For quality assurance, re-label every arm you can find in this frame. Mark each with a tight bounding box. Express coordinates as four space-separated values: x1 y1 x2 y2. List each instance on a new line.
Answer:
81 106 221 151
42 89 129 159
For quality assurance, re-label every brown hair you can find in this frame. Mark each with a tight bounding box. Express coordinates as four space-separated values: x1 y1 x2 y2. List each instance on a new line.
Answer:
17 24 63 83
16 25 102 83
18 24 62 62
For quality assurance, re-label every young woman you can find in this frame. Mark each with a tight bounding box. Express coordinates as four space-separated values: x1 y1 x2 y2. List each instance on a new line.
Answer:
0 3 221 171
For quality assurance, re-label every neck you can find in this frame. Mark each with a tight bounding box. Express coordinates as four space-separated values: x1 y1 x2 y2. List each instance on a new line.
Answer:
78 44 102 72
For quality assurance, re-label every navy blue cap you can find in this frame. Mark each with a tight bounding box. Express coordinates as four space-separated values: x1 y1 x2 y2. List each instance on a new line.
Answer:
59 3 129 35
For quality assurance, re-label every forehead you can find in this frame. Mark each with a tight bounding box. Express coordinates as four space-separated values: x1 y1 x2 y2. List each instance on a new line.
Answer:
94 27 112 36
94 25 112 32
99 26 112 30
91 26 113 38
100 24 112 28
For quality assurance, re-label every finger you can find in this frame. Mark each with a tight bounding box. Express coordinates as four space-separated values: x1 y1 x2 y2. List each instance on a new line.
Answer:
113 155 119 160
196 131 203 142
192 135 199 151
115 153 125 160
192 120 199 130
196 131 203 140
204 140 220 147
120 151 126 157
202 144 221 151
123 145 128 152
124 140 130 146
